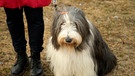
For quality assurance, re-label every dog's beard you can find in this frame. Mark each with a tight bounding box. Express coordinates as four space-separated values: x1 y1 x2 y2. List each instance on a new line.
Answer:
57 25 82 49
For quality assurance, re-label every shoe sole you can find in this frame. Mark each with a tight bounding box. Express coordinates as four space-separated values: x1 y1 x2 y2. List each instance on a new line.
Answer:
30 71 44 76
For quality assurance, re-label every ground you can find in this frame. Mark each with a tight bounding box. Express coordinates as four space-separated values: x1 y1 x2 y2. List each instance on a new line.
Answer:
0 0 135 76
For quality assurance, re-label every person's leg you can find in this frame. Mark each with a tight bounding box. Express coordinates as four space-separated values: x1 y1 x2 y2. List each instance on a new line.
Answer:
24 6 44 76
4 8 28 75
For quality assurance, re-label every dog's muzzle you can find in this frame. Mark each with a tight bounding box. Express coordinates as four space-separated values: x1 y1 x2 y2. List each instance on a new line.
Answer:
65 37 72 43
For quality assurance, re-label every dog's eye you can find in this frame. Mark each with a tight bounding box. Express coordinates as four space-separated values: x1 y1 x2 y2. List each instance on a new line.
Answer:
60 22 64 25
61 23 66 29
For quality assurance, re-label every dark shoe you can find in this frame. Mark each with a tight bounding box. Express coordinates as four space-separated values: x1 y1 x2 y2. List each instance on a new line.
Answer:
30 52 43 76
11 52 29 76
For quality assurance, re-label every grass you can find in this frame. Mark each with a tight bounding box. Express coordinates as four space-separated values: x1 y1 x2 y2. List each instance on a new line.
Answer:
0 0 135 76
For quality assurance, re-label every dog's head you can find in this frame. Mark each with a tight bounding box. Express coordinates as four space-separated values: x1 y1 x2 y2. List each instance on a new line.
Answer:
51 6 90 50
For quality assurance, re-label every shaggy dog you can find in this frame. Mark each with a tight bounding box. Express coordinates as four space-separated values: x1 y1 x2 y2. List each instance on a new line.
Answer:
46 6 117 76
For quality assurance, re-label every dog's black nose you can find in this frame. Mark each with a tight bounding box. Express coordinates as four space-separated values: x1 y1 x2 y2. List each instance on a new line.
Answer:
65 37 72 43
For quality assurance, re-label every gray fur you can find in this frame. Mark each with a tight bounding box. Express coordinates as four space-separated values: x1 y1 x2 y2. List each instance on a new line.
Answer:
50 6 117 76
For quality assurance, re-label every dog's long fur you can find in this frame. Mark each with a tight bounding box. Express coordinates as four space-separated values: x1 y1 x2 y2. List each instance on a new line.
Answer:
46 6 116 76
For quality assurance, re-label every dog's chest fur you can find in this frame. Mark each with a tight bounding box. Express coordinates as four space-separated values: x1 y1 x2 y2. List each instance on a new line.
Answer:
47 40 97 76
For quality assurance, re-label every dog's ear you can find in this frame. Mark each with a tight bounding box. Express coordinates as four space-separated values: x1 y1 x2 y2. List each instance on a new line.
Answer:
91 25 117 76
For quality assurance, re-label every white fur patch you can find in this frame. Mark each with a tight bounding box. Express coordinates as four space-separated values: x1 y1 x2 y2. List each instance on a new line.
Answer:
46 37 97 76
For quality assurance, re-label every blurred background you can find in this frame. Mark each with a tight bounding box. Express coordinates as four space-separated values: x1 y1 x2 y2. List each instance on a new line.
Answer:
0 0 135 76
